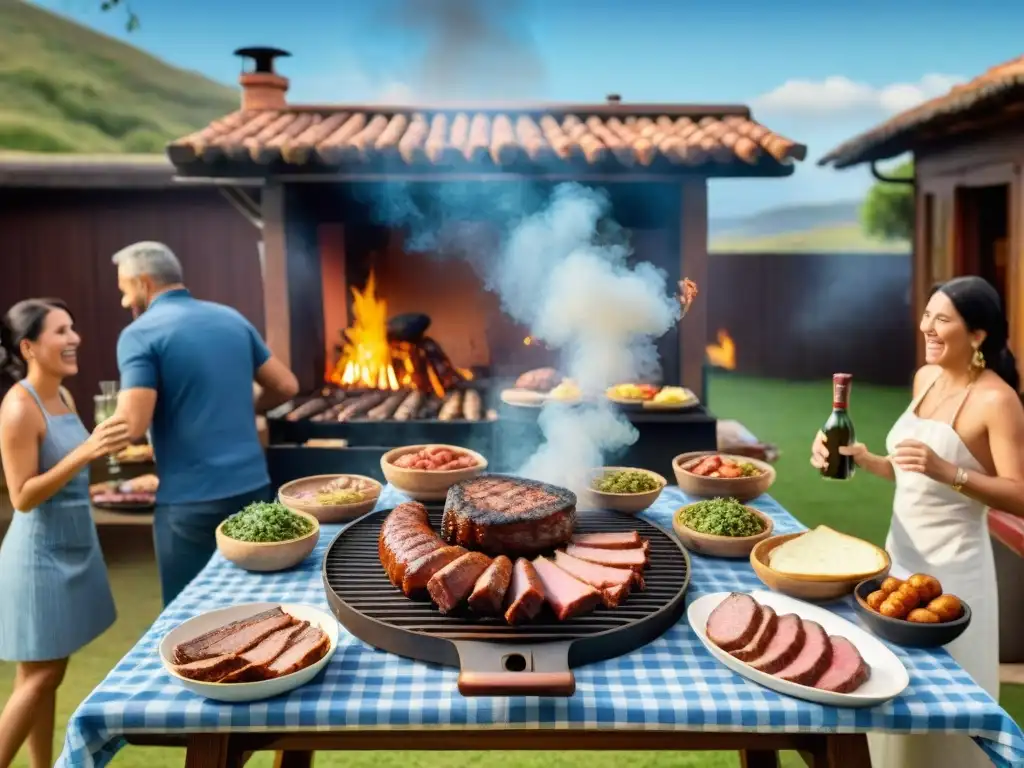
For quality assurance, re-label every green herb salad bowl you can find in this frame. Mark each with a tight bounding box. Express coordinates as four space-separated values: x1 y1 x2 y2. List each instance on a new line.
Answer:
216 507 320 573
672 501 774 558
583 466 667 515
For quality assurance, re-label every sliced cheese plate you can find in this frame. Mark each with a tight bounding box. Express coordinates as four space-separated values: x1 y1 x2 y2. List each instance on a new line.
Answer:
687 590 909 708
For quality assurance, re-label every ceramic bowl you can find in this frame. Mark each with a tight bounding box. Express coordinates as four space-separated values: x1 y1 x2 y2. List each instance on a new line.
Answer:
672 502 775 558
582 467 667 515
672 451 776 503
277 474 382 523
215 509 320 572
380 444 488 501
853 578 972 648
159 602 338 702
749 533 890 602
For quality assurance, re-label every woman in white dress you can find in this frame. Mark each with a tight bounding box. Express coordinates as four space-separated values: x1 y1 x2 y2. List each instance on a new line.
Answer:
810 275 1024 768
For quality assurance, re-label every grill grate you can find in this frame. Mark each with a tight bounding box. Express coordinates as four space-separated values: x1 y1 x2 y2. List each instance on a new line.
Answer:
322 506 691 673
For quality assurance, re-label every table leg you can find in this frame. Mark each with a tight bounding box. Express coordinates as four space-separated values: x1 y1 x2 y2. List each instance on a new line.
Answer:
184 734 247 768
811 734 871 768
740 750 780 768
272 751 314 768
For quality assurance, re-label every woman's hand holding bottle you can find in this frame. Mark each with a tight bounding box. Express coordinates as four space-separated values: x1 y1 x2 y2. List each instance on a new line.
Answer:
809 432 893 481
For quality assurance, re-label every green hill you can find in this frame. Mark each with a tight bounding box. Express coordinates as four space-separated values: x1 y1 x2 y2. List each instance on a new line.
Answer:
710 223 909 254
0 0 238 153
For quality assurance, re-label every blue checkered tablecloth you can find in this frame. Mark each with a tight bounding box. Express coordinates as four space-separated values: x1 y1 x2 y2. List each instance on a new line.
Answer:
58 485 1024 767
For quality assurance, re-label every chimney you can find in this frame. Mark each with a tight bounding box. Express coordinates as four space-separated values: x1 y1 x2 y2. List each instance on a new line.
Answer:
606 93 622 105
234 47 291 110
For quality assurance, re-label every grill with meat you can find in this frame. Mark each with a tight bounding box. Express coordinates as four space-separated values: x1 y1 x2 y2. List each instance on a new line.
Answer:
705 593 871 694
442 475 577 558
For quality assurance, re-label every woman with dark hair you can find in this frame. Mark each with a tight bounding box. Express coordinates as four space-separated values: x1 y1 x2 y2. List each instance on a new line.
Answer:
0 299 130 768
811 275 1024 768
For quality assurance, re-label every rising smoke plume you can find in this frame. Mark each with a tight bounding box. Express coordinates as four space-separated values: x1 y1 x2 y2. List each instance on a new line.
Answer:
380 0 546 101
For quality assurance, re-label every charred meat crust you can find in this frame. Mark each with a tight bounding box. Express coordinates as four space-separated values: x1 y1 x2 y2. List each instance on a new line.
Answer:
379 503 445 586
468 555 513 615
172 607 286 664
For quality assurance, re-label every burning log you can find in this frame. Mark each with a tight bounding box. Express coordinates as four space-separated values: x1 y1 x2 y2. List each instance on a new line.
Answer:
438 391 463 422
311 401 346 422
418 395 444 420
336 392 386 422
393 391 424 422
462 389 482 422
286 391 343 421
367 392 406 421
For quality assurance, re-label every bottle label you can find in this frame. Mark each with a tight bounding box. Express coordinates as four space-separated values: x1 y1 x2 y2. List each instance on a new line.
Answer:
833 381 850 409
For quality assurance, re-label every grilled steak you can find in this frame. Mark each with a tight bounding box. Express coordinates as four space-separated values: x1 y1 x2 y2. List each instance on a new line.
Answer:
774 620 832 686
731 605 778 662
504 558 545 625
814 636 871 693
468 555 513 615
219 622 309 683
172 607 288 664
749 613 805 674
569 531 641 549
532 555 602 620
266 625 330 678
553 550 633 607
172 653 250 682
402 545 467 595
379 502 445 587
183 612 296 663
563 544 646 571
706 593 763 651
427 552 493 613
442 474 576 557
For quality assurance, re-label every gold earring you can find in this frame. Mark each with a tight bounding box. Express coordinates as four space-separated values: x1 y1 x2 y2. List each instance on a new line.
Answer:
971 346 986 372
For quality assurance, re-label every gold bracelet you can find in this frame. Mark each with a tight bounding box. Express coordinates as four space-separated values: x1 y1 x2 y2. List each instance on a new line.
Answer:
952 467 968 493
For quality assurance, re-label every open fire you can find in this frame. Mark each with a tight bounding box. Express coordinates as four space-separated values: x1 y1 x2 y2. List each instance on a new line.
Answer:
706 329 737 371
327 270 473 399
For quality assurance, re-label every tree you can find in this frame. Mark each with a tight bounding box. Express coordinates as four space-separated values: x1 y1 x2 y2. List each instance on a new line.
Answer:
861 160 914 242
99 0 139 31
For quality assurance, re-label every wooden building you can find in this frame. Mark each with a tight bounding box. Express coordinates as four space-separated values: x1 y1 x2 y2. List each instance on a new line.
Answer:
0 152 263 424
165 47 809 402
820 55 1024 366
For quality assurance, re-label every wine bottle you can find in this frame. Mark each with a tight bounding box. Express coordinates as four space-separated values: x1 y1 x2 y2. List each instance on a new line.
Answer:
821 373 855 480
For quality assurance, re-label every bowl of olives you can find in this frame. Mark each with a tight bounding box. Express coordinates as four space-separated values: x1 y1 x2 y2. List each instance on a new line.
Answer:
854 573 971 648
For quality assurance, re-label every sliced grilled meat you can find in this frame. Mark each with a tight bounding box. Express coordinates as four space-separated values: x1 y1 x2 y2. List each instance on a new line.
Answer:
504 558 545 625
426 552 493 613
563 544 647 571
172 607 288 664
379 502 445 587
218 622 309 683
468 555 513 615
552 550 634 607
569 531 641 549
706 593 763 651
265 625 330 678
172 653 251 682
532 555 602 620
402 545 467 595
774 620 832 686
749 613 805 674
731 605 778 662
442 474 576 558
814 636 871 693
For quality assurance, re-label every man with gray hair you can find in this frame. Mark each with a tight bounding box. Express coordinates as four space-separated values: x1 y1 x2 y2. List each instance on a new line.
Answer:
111 241 299 606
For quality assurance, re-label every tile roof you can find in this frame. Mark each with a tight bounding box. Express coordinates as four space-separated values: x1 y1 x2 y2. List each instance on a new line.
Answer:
820 55 1024 169
166 105 807 176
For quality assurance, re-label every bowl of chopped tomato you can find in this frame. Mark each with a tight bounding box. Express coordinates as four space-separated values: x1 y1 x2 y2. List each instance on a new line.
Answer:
672 452 776 503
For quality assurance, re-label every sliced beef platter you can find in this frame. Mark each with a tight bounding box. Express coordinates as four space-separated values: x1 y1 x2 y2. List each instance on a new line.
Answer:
378 499 651 624
170 606 330 683
705 593 871 694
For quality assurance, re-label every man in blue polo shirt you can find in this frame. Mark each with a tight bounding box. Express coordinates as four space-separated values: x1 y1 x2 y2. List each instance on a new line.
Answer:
111 242 299 605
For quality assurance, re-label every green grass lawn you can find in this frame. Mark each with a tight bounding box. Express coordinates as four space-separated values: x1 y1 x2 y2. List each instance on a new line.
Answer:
0 372 1018 767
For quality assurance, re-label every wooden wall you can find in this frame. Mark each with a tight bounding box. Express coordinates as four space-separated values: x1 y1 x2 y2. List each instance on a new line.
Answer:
1 187 263 427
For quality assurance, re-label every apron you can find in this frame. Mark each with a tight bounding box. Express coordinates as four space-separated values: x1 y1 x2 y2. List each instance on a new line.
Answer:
869 373 999 767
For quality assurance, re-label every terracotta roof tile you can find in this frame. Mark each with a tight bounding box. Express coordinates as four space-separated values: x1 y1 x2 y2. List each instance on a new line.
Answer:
167 105 806 175
820 55 1024 169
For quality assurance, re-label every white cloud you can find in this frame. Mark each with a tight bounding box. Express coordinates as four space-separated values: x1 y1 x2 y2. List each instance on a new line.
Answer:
753 73 966 118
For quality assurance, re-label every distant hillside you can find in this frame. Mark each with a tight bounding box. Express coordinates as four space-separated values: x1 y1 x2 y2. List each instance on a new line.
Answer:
709 200 910 253
0 0 238 153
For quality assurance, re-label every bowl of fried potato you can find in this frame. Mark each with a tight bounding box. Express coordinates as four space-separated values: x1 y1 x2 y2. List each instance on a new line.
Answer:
854 573 971 648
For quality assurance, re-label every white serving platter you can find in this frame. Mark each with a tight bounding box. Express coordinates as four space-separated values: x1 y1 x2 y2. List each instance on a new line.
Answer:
687 590 909 708
159 602 339 703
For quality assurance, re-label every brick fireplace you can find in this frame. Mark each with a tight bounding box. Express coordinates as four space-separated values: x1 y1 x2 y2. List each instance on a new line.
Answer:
165 47 807 482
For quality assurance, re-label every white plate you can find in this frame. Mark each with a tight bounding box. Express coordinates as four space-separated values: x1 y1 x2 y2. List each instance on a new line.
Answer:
159 602 339 703
687 590 909 708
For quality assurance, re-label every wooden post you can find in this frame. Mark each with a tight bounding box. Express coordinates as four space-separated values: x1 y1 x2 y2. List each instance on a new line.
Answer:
679 178 708 401
261 182 291 369
319 224 348 381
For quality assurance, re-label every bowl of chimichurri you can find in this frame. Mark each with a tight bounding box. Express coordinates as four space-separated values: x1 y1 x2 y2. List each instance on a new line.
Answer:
216 501 320 572
672 497 774 558
584 467 667 514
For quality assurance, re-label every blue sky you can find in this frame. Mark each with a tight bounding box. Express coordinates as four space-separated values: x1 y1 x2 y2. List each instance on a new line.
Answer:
34 0 1024 217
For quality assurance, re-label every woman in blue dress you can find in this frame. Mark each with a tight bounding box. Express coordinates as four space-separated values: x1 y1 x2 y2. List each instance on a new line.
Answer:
0 298 129 768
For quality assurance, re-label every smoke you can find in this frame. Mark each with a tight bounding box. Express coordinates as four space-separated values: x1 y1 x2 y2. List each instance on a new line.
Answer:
380 0 546 101
357 181 680 496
